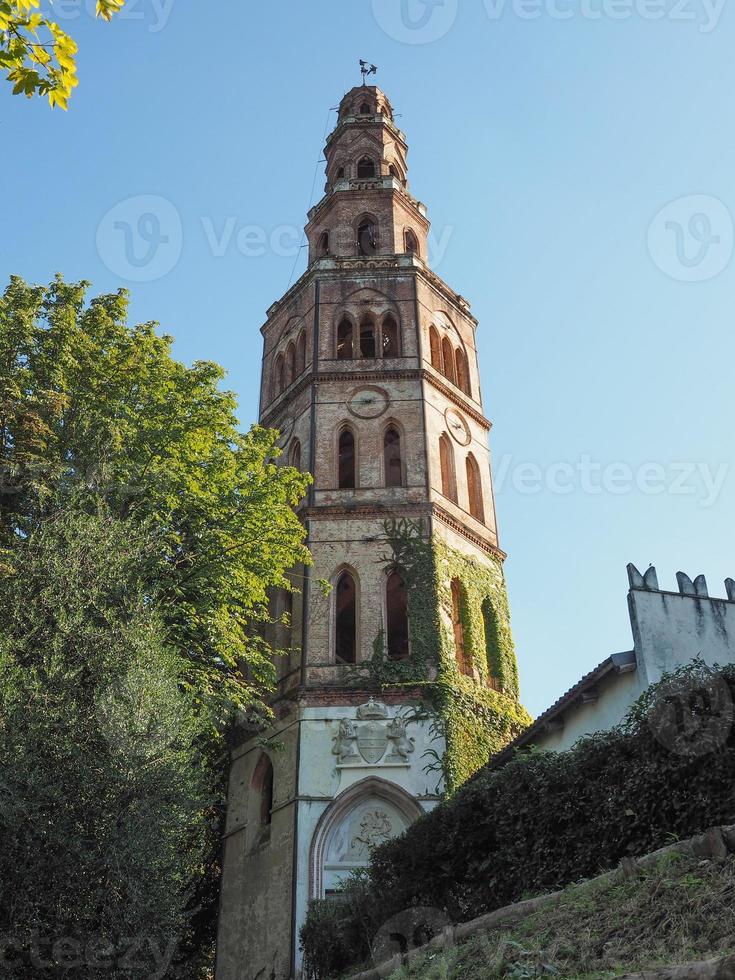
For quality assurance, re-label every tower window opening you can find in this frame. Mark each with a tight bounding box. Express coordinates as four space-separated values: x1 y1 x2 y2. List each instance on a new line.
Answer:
338 428 356 489
285 342 296 388
451 579 472 677
455 348 470 395
357 219 377 256
384 427 403 488
357 157 376 179
466 453 485 524
429 326 442 372
335 571 357 664
389 164 399 180
290 439 301 472
360 318 376 358
256 755 274 828
482 598 502 692
439 433 457 504
274 354 285 398
337 318 354 360
296 331 306 374
318 231 330 256
382 315 399 357
441 337 456 385
360 102 371 115
336 166 345 179
405 229 419 255
386 570 409 660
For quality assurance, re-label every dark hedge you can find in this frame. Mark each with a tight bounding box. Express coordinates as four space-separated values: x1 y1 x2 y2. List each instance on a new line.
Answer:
301 662 735 978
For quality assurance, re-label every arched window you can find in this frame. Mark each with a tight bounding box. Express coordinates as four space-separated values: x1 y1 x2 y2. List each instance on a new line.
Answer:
296 331 306 374
337 318 353 360
386 571 409 660
441 337 456 385
405 229 419 255
285 342 296 387
357 219 377 256
360 102 371 115
336 166 345 179
389 164 399 179
382 315 399 357
318 231 330 256
357 157 376 178
383 426 403 488
253 754 274 829
439 434 457 503
482 598 502 692
429 326 442 371
338 428 356 489
359 317 376 358
455 348 470 395
466 453 484 523
451 579 472 677
335 571 357 664
274 353 285 398
290 439 301 471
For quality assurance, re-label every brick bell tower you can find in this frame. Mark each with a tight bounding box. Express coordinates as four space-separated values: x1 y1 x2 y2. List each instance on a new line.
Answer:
215 83 524 980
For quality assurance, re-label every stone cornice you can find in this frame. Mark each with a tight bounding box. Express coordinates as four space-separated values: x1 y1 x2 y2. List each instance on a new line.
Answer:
306 178 429 228
260 367 491 431
262 257 478 337
431 503 506 559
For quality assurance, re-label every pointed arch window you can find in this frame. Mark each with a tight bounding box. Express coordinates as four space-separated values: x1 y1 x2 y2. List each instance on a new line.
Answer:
386 571 409 660
290 439 301 472
359 317 376 358
357 157 376 178
252 754 274 829
335 571 357 664
389 164 399 179
455 348 470 395
296 331 306 374
405 229 419 255
338 428 356 489
441 337 456 385
318 231 330 257
451 579 472 677
357 219 377 256
337 318 354 360
439 434 457 504
382 315 399 357
429 326 442 371
336 166 345 179
384 427 403 488
482 598 502 692
274 354 285 398
285 342 296 387
466 453 485 524
360 102 371 115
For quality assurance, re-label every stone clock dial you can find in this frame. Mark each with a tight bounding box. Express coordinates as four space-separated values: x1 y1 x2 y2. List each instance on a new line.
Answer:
445 407 471 446
347 385 390 420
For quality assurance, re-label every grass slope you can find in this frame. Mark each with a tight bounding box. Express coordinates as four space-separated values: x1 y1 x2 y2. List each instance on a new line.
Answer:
388 852 735 979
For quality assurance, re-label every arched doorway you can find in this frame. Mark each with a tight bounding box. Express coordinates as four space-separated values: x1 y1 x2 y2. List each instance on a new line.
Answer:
309 777 424 899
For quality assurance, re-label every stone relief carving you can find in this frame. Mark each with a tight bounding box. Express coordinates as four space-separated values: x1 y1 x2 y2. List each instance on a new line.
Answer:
351 810 393 857
332 699 415 767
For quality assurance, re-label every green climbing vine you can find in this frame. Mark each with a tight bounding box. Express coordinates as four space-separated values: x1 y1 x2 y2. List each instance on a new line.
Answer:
358 519 532 793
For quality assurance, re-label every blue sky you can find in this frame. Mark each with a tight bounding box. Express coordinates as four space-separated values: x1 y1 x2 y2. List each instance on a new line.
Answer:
2 0 733 717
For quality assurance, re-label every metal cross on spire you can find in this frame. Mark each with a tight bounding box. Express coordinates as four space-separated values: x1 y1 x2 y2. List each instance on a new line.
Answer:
359 60 378 84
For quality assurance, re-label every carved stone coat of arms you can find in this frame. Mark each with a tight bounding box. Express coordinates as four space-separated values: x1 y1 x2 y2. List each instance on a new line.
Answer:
332 698 415 767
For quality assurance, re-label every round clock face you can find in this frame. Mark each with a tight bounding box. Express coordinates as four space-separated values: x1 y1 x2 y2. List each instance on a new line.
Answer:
445 407 471 446
347 385 390 420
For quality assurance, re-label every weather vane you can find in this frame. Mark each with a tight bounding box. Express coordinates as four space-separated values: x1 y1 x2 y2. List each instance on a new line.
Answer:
360 60 378 84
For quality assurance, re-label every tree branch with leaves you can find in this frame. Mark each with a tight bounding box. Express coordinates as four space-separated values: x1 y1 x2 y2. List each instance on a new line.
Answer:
0 0 124 108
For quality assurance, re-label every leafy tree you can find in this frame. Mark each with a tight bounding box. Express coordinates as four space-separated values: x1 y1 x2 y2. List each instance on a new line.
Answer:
0 274 310 726
0 0 124 108
0 510 217 977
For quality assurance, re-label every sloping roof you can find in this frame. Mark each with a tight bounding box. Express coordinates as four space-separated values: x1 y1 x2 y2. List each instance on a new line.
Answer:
484 650 638 773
